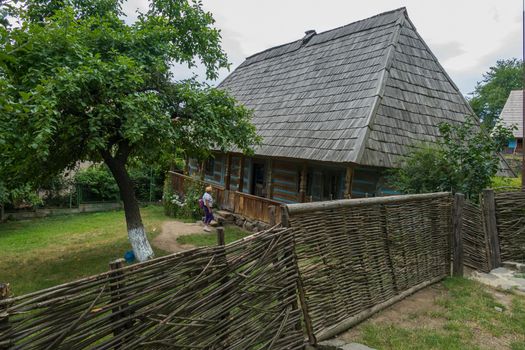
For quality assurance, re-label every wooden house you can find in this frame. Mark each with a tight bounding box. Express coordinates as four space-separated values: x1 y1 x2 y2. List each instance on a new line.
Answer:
500 90 523 154
182 8 473 209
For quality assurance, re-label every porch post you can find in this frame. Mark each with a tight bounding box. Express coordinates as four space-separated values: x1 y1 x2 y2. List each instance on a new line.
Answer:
238 156 245 193
183 156 190 175
299 163 307 202
344 166 353 199
224 153 232 190
200 159 205 181
265 159 273 199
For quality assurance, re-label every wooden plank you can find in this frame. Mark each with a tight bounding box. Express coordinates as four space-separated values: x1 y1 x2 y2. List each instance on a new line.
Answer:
452 193 465 276
268 206 276 226
482 189 501 269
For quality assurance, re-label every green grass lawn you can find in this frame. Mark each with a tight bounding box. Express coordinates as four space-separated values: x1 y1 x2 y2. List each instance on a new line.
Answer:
176 226 251 247
0 206 169 295
349 277 525 350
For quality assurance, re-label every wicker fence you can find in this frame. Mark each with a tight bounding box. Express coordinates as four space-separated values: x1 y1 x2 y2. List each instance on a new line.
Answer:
0 227 304 349
494 191 525 263
459 190 525 271
285 192 453 342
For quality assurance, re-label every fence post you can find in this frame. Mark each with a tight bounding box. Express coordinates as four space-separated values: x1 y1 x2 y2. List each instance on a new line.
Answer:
0 283 11 349
268 205 276 226
482 189 501 270
280 205 289 228
452 193 465 276
109 258 129 348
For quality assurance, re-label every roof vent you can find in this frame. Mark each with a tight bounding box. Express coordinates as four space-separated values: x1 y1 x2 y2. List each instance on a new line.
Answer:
302 30 316 45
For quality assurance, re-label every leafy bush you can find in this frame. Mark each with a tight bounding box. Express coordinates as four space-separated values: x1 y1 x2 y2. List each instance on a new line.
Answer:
163 176 205 220
390 116 515 200
74 165 120 202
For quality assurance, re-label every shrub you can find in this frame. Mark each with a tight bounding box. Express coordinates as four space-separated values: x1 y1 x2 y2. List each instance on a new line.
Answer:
390 116 515 200
163 176 205 220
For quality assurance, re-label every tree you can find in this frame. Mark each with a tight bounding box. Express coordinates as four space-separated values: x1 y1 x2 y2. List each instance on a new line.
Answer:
0 0 259 261
390 116 515 200
469 58 523 127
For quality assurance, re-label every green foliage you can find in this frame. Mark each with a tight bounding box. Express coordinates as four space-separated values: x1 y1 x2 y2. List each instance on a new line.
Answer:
491 175 522 191
0 0 259 201
390 116 515 199
74 165 120 201
469 58 523 127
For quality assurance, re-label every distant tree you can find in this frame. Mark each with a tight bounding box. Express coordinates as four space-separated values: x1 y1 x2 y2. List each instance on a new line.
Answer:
390 117 515 200
0 0 258 261
469 58 523 127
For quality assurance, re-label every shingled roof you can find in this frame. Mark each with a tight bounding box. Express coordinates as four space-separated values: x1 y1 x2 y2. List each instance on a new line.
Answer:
219 7 473 167
500 90 523 139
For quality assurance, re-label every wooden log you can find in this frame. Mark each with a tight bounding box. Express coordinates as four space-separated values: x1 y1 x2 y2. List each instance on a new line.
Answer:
287 192 451 215
344 166 353 199
224 154 232 191
238 157 245 193
452 193 465 276
482 189 501 269
316 276 445 342
299 163 307 203
268 205 276 226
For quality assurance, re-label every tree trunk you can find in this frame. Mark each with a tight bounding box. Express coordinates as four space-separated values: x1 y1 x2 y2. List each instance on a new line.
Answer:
101 150 154 262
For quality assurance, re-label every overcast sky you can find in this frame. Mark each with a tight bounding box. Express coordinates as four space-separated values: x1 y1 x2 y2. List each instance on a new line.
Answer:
123 0 522 97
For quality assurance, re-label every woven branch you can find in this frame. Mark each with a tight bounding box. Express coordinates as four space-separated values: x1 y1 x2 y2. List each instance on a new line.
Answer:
494 192 525 263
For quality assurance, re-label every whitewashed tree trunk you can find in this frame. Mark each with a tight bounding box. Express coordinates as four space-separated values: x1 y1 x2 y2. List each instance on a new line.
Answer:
101 146 155 262
128 225 154 262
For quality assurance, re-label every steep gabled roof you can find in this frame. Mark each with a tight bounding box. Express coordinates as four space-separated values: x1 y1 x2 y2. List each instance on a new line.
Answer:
500 90 523 139
220 8 472 167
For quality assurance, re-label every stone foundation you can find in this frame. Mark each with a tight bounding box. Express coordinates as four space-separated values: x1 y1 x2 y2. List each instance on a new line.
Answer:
214 210 271 233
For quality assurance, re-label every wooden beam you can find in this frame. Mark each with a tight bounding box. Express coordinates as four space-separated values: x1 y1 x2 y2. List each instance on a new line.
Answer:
482 189 501 269
224 154 232 190
452 193 465 277
299 163 307 202
238 156 245 193
344 166 354 199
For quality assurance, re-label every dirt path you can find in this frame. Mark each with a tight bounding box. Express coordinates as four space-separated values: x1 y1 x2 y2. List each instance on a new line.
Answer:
152 220 210 253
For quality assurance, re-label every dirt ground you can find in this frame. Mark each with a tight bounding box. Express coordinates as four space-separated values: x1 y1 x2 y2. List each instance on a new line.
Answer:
338 282 517 350
152 220 210 253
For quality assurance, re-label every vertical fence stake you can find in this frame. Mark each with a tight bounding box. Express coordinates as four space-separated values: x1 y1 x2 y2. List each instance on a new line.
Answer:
482 189 501 270
452 193 465 276
0 283 11 349
109 258 128 348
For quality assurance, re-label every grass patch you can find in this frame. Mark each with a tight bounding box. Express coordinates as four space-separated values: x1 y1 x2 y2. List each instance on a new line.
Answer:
176 226 251 247
0 206 169 295
351 277 525 350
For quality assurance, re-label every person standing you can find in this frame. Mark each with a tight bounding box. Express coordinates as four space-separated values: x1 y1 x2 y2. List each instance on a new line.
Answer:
202 186 214 232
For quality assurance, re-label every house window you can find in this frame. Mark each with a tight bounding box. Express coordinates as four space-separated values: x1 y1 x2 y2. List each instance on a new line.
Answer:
205 158 215 177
